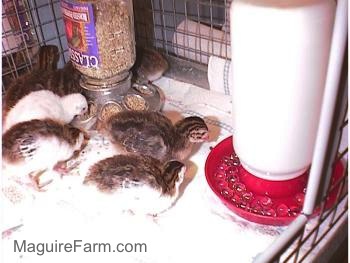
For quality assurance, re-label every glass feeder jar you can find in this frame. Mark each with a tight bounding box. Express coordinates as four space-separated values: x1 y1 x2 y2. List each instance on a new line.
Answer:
61 0 136 93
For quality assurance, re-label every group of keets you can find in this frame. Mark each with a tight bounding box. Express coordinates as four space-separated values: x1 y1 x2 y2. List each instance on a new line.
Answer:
2 45 210 216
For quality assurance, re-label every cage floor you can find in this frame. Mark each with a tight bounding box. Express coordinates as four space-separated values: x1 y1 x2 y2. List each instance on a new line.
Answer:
2 77 346 263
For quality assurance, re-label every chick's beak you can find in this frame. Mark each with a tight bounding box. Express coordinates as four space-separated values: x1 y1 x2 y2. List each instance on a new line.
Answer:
202 132 210 141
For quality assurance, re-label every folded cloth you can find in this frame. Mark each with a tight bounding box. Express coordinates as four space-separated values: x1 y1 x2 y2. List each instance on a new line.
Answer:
155 76 233 119
208 56 233 95
172 19 231 64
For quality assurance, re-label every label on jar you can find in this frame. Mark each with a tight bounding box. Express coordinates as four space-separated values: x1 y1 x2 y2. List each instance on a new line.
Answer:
60 0 100 68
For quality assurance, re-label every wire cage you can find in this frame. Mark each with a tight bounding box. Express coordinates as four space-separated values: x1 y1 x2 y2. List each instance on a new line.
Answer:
1 0 348 262
2 0 68 91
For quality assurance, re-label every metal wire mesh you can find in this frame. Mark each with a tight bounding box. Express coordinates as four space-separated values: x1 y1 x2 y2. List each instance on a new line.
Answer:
133 0 231 64
278 56 348 263
2 0 69 92
1 0 348 261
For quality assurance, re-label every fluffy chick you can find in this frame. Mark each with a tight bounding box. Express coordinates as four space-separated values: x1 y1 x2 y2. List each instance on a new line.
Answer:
104 111 209 162
83 154 185 215
132 47 169 84
3 48 82 120
2 119 85 191
3 89 87 133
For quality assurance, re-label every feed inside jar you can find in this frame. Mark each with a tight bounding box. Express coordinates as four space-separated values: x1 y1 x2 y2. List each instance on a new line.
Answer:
100 102 123 122
123 94 148 111
61 0 136 79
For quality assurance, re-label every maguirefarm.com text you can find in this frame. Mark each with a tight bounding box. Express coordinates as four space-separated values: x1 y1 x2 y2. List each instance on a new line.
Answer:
14 239 147 256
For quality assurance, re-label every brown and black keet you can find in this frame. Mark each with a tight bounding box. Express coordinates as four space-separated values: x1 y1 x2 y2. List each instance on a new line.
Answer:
2 119 86 191
104 111 209 162
3 45 82 120
132 47 169 84
83 154 185 215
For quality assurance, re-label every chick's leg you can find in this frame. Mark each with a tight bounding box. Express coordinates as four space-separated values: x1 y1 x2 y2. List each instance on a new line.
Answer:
54 133 88 177
53 158 81 177
28 170 52 191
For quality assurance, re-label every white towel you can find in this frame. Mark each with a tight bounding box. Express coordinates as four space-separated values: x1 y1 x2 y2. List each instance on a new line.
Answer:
172 19 231 64
207 55 233 95
3 76 344 263
2 76 283 263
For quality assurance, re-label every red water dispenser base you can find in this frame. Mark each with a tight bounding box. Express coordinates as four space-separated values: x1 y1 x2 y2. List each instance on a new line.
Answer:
205 136 344 226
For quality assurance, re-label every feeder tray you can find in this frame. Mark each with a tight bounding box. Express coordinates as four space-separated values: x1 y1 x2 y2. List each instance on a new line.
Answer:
205 136 344 226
